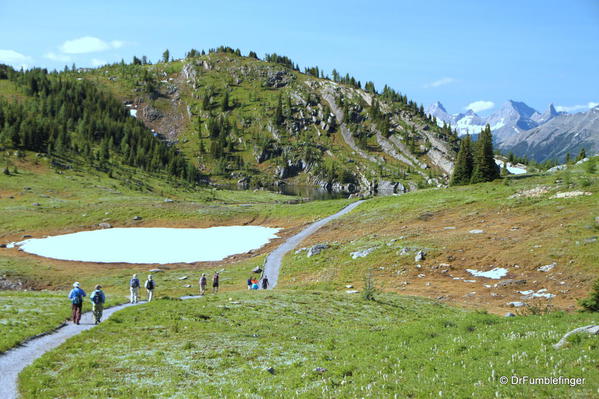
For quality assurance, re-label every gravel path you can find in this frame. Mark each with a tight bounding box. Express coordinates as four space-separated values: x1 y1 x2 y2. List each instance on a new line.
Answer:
263 200 365 288
0 298 202 399
0 202 364 398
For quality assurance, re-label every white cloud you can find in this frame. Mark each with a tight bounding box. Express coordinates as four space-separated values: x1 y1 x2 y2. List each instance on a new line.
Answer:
0 49 32 68
44 52 72 63
110 40 125 49
90 58 107 67
423 77 456 88
465 100 495 113
59 36 126 54
555 102 599 113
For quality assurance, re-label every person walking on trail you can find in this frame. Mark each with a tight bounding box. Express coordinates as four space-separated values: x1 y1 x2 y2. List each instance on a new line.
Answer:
130 274 140 304
90 285 106 324
68 282 86 325
199 273 207 296
212 272 219 294
261 276 269 290
145 275 155 302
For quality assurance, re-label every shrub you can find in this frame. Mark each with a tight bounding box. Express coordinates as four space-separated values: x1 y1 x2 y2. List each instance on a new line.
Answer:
579 278 599 312
362 270 377 301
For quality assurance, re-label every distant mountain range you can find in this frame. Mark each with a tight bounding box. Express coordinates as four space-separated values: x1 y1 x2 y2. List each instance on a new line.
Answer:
427 100 599 162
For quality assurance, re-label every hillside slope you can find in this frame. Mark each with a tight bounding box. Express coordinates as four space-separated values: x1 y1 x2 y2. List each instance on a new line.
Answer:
76 48 458 194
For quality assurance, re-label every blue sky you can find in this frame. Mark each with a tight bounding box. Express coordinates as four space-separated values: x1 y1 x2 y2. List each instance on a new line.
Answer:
1 0 597 114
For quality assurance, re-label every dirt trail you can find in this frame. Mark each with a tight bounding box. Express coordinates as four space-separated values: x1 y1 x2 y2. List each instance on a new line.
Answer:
263 200 365 287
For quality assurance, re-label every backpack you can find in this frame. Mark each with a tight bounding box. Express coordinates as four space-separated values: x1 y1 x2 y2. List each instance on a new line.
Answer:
146 280 154 290
72 291 82 305
130 278 139 288
92 291 102 304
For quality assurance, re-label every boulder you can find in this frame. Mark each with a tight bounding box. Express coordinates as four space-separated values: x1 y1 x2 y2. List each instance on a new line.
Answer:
98 222 112 229
538 262 556 272
307 244 328 257
149 268 163 273
504 312 516 317
507 301 526 308
553 325 599 349
133 216 142 221
313 367 328 373
469 229 484 234
265 367 276 375
351 247 375 259
547 164 567 173
178 276 188 280
415 250 426 262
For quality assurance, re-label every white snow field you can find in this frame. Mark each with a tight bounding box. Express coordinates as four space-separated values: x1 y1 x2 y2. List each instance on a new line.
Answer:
10 226 280 264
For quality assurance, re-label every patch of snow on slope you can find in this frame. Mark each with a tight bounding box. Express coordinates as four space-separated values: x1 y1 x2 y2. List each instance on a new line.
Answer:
466 267 508 279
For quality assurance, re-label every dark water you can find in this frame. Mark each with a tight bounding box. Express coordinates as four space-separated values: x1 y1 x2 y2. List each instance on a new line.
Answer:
215 184 349 201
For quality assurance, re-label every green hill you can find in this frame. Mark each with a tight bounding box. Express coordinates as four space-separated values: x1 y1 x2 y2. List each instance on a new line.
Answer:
1 47 459 195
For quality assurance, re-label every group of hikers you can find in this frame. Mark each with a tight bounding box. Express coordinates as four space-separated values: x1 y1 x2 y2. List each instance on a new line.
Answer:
248 275 269 290
67 271 268 325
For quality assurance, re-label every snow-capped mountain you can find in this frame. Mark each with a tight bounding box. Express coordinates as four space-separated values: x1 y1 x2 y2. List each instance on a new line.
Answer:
501 105 599 162
426 101 485 135
427 100 597 162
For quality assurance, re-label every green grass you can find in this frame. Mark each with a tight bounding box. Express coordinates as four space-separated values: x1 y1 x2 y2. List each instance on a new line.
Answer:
0 291 71 352
19 291 599 398
277 161 599 291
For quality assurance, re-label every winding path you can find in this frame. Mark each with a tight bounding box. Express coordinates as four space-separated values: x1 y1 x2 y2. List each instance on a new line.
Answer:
0 201 364 398
264 200 364 287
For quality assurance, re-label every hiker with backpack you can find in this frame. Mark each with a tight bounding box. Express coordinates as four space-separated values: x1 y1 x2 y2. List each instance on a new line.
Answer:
145 275 155 302
261 276 269 290
212 272 219 294
130 274 140 303
68 282 86 325
90 285 106 324
247 276 253 290
199 273 207 296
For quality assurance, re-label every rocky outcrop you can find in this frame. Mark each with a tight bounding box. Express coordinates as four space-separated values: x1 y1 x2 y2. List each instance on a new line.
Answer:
320 85 381 164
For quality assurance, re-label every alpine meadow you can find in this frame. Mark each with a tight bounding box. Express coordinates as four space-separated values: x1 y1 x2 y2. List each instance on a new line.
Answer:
1 1 598 398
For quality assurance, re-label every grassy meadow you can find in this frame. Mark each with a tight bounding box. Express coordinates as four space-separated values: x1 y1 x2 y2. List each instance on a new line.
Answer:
18 291 599 398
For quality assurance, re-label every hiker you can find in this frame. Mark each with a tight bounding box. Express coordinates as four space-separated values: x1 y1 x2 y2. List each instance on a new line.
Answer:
145 275 155 302
199 273 207 296
130 274 140 303
212 272 219 294
261 276 269 290
251 280 259 290
90 285 106 324
68 282 86 325
247 276 253 290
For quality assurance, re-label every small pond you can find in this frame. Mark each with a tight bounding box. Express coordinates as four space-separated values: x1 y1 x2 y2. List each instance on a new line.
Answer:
10 226 280 264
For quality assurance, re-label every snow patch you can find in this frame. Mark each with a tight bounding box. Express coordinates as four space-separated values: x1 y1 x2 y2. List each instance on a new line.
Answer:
466 267 508 279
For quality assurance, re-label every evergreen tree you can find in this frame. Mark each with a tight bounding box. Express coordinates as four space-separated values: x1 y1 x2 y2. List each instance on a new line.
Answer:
450 134 473 186
470 124 500 184
221 91 229 111
162 49 170 63
577 148 587 161
565 152 571 164
273 94 284 126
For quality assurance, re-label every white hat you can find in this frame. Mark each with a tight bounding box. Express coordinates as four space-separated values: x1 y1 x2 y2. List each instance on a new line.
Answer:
73 282 80 288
